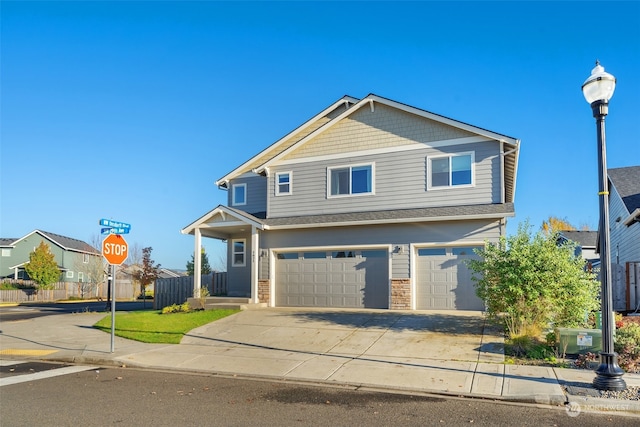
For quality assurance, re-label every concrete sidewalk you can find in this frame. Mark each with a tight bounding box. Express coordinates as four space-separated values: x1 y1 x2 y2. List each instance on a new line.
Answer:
1 307 638 416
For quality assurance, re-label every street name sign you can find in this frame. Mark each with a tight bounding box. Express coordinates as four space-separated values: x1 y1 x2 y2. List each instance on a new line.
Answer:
101 227 130 235
99 219 131 230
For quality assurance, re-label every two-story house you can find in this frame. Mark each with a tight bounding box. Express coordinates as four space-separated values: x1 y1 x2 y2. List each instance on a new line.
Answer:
182 94 520 311
0 230 100 282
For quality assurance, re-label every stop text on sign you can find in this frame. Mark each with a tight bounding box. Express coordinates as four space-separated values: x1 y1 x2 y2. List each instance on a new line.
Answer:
104 242 127 256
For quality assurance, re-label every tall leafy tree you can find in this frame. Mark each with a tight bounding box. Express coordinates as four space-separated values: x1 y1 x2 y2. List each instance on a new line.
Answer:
24 241 60 289
186 247 212 276
132 247 160 295
467 221 600 338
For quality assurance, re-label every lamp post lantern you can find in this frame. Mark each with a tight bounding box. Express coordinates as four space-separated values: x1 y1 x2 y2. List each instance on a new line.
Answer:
582 61 626 391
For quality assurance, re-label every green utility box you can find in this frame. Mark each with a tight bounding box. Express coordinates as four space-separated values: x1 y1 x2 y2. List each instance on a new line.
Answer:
556 328 602 355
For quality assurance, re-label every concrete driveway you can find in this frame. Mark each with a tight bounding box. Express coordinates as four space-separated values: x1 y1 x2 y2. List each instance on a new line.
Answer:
181 308 504 364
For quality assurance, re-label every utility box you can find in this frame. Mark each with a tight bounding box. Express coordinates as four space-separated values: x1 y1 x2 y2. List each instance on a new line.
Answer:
556 328 602 355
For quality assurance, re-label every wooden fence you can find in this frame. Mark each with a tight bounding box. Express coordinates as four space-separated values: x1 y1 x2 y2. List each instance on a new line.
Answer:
0 279 132 303
154 272 227 309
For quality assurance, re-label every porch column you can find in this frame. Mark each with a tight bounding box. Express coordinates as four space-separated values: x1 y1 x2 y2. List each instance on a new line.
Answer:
251 226 259 303
194 227 202 298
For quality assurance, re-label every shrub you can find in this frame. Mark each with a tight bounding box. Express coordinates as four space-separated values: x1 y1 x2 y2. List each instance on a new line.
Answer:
574 352 598 369
161 302 191 314
467 221 599 339
615 321 640 373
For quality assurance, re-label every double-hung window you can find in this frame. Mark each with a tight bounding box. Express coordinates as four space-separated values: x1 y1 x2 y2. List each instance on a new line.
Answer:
428 153 473 189
328 163 373 197
275 172 292 196
232 183 247 206
232 239 246 267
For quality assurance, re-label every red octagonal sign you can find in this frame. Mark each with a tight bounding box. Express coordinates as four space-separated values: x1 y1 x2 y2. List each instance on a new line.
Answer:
102 234 128 265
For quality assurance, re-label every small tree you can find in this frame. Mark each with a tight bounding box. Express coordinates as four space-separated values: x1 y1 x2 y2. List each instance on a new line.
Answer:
467 221 600 338
132 247 160 297
186 247 212 276
24 241 60 290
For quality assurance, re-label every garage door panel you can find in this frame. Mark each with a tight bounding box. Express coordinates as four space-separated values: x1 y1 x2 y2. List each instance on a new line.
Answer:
276 249 389 309
416 248 484 311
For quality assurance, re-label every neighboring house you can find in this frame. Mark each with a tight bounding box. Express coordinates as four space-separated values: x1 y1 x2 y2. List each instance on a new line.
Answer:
0 230 100 282
607 166 640 311
182 94 520 311
557 230 599 268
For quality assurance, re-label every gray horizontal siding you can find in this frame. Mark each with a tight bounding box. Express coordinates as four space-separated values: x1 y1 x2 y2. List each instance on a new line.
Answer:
268 141 501 218
260 219 502 279
610 187 640 265
227 175 267 215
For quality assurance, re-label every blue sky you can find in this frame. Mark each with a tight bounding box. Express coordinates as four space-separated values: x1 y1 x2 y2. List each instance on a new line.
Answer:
2 1 639 270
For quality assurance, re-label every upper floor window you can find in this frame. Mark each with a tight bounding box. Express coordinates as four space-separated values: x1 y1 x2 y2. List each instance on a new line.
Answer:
276 172 292 196
328 163 373 197
232 183 247 206
1 249 10 257
428 153 473 189
83 253 89 263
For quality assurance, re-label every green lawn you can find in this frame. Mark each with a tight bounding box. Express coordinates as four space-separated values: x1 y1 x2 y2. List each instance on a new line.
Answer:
94 309 239 344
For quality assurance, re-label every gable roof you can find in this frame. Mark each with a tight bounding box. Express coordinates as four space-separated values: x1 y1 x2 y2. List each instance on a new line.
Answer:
215 94 520 202
558 230 598 248
609 166 640 214
6 230 99 254
215 95 359 188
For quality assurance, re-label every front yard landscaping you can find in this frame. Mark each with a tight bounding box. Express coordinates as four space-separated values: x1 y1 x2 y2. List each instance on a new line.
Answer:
94 307 239 344
504 314 640 374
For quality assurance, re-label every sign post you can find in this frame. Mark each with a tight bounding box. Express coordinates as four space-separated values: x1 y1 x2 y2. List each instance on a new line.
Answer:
102 231 129 353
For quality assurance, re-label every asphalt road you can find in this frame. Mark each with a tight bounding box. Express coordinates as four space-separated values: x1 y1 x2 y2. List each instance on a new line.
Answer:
1 361 637 426
0 300 153 322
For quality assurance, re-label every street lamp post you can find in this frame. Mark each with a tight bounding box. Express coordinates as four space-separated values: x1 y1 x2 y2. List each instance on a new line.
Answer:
582 61 626 391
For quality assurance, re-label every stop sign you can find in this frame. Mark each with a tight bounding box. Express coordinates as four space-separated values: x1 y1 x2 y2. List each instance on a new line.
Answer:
102 234 128 265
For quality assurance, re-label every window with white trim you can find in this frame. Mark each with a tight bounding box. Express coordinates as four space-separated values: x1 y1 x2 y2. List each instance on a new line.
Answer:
232 183 247 206
1 249 10 257
428 153 473 189
78 272 84 282
328 163 373 197
83 253 89 263
66 271 74 279
276 172 292 196
232 239 246 267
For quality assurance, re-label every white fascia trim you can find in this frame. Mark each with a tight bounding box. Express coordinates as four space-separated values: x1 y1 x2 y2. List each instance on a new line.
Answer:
255 96 376 173
371 95 519 145
277 136 490 166
265 212 515 230
215 96 360 188
256 94 518 175
181 205 265 235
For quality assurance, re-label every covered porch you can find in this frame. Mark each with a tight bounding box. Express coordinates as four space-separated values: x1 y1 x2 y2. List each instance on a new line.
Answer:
181 205 265 303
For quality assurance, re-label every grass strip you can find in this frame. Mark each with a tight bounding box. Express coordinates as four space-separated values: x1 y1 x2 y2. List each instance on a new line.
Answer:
94 309 239 344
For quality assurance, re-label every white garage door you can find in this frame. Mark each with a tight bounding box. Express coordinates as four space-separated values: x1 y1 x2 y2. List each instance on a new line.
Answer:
416 246 484 310
275 249 389 308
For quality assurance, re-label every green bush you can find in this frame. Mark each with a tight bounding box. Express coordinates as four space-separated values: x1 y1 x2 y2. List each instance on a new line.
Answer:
0 281 36 290
467 222 600 338
615 321 640 373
